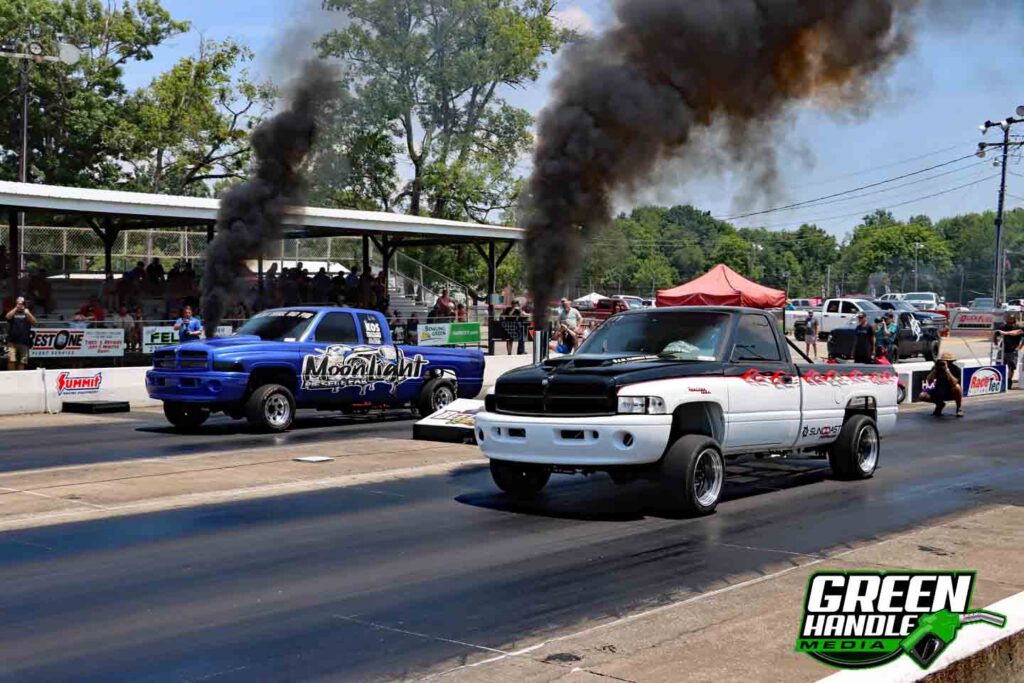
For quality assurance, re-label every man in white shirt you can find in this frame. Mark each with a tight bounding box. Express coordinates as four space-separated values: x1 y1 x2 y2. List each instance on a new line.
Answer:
558 298 583 332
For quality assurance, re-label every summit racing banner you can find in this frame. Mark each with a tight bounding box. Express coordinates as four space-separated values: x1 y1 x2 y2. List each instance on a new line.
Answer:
30 328 124 358
301 345 429 395
796 571 1005 670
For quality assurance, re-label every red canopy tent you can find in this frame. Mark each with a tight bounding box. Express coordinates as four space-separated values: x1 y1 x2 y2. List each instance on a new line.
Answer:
656 264 786 308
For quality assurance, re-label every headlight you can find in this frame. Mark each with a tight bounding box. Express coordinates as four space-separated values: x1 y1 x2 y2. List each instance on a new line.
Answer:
617 396 666 414
212 360 245 372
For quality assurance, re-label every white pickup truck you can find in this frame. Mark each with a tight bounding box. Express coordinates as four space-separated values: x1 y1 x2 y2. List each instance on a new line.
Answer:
476 307 898 515
791 298 886 340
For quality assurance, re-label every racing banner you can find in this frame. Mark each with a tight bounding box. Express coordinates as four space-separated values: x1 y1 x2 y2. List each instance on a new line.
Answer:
417 322 482 346
30 328 125 358
949 310 1005 331
962 365 1007 397
142 325 233 353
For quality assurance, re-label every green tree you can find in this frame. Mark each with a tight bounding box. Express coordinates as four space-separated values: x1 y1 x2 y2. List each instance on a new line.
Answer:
317 0 567 221
113 39 275 195
0 0 188 186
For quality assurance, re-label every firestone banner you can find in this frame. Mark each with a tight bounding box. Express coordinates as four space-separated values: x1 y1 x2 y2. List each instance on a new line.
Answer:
30 328 124 358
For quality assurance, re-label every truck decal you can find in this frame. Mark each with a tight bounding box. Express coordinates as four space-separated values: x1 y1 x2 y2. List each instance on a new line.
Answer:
301 345 429 394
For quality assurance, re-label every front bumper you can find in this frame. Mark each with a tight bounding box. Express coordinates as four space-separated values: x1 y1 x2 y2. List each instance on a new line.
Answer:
146 370 249 404
474 411 672 467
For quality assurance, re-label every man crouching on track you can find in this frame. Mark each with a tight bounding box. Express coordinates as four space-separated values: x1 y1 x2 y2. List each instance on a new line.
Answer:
918 351 963 418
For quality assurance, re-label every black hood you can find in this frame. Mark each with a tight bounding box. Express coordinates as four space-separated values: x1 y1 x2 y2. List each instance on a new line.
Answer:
501 353 727 387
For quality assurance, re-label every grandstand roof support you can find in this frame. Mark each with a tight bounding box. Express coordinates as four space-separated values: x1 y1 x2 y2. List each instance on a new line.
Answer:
7 209 18 300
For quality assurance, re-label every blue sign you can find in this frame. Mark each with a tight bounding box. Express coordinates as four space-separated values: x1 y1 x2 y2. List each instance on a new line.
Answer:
962 365 1007 398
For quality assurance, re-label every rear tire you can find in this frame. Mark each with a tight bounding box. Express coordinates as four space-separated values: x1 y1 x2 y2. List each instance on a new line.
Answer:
417 377 456 416
245 384 295 432
828 415 879 480
163 402 209 431
490 460 551 497
659 435 725 515
896 382 907 404
924 341 939 362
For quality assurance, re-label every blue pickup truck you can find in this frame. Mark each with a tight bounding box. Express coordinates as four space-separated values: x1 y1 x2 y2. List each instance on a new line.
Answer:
146 307 485 431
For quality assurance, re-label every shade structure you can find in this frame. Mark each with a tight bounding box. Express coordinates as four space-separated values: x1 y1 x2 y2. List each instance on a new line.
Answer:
656 264 786 308
573 292 607 307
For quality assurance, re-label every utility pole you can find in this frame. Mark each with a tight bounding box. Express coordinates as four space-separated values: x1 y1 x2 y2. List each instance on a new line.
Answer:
978 108 1024 307
913 242 923 290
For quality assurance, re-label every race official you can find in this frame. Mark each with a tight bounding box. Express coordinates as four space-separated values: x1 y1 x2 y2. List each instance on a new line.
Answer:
5 297 36 371
996 313 1022 389
174 305 202 343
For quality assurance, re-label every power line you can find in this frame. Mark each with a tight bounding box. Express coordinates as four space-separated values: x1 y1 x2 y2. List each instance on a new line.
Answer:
798 139 980 188
716 153 978 220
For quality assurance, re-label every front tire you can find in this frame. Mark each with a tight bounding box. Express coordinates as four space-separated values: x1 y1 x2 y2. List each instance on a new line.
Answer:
245 384 295 432
659 435 725 515
828 414 879 480
417 377 456 416
924 341 939 362
163 402 209 431
490 460 551 497
897 382 907 404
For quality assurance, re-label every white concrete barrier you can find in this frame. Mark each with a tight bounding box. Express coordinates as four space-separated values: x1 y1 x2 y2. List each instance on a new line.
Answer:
0 370 47 415
43 366 157 414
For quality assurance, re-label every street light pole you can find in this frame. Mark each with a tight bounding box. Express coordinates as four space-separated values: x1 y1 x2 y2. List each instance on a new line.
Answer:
913 242 923 290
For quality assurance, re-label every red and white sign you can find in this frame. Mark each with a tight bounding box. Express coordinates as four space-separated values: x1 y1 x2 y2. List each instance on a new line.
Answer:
950 311 1005 331
55 371 103 395
30 328 125 358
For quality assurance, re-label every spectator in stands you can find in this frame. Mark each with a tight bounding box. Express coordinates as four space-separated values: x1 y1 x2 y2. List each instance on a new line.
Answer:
918 352 964 417
113 305 136 351
359 270 374 309
101 274 118 311
312 268 331 303
456 302 467 323
146 257 166 288
406 311 420 345
132 305 145 351
5 297 36 371
436 289 455 320
996 314 1022 389
26 268 55 314
79 295 105 323
174 305 202 343
280 272 300 306
388 308 402 330
344 267 360 301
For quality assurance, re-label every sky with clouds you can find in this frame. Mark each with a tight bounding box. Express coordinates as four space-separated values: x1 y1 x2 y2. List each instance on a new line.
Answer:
124 1 1024 238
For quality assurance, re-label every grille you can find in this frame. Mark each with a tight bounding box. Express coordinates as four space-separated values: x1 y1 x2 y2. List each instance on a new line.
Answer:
179 351 209 369
153 352 176 369
494 379 616 416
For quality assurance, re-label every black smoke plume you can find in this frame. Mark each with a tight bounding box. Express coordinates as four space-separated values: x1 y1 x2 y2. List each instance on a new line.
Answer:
202 61 336 336
520 0 917 327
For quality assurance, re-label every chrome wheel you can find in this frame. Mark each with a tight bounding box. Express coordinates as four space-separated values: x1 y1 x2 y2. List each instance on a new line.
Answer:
265 394 291 428
693 448 724 508
433 385 455 410
856 425 879 474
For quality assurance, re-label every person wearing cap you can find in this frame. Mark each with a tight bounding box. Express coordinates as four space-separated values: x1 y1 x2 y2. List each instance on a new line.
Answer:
995 313 1022 389
918 351 964 417
5 297 36 371
852 312 874 364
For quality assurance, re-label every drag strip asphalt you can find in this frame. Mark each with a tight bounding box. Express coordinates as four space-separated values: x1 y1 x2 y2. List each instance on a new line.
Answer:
0 396 1022 681
0 409 414 473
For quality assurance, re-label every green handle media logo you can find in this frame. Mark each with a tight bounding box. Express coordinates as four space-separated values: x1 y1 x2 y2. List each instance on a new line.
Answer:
796 571 1005 670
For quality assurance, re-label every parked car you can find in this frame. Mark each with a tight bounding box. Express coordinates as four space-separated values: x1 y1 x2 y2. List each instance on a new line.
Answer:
902 292 945 311
613 295 645 310
477 306 898 514
792 298 885 340
587 297 631 321
873 300 949 333
788 298 817 310
147 307 485 432
876 293 904 302
826 304 942 361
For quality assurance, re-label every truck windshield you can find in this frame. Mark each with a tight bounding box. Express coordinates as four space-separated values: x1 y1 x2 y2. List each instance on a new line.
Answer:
234 310 316 341
576 311 729 360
